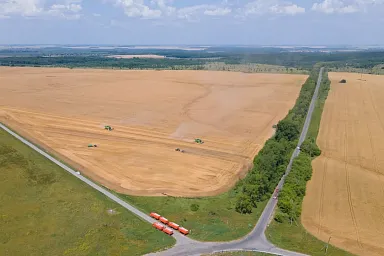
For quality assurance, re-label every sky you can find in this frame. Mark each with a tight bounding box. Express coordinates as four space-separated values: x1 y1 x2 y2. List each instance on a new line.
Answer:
0 0 384 45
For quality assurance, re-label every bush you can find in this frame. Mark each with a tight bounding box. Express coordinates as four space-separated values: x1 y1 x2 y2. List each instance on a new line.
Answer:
235 195 253 214
300 139 321 157
190 204 200 212
274 212 286 223
275 119 300 141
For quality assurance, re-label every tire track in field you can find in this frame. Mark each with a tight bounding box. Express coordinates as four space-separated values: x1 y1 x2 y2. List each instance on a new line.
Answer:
180 82 225 132
359 81 384 227
317 158 327 235
344 92 363 249
367 85 384 132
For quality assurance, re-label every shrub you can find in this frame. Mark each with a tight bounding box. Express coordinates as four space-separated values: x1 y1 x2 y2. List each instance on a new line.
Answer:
190 204 200 212
275 119 300 141
274 212 286 223
300 139 321 157
235 195 253 214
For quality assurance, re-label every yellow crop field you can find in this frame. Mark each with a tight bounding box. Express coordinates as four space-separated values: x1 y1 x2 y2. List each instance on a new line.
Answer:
302 72 384 256
0 67 307 197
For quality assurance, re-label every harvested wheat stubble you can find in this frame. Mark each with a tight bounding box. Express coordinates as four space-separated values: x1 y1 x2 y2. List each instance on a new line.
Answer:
302 72 384 256
0 67 307 196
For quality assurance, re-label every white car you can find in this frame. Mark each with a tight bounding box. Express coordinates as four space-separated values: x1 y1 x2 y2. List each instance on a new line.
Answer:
297 146 300 150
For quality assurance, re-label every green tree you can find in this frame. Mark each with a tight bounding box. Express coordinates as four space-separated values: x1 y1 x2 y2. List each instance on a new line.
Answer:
300 139 321 157
275 119 300 141
235 195 253 214
243 184 259 207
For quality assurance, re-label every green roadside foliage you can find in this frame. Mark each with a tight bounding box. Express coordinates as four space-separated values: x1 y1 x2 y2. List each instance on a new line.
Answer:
266 70 355 256
0 128 174 256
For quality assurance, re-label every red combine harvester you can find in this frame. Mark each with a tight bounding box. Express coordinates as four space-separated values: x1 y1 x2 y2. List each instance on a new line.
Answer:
152 222 164 231
162 227 174 235
150 212 161 220
178 227 189 235
159 217 169 224
168 222 180 230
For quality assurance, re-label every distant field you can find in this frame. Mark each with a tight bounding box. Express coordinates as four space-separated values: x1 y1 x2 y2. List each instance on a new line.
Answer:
0 128 174 256
302 73 384 256
0 67 307 197
203 62 307 74
107 54 166 59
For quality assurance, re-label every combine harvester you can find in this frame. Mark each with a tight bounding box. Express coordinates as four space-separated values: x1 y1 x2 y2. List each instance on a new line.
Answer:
104 125 114 131
194 138 204 144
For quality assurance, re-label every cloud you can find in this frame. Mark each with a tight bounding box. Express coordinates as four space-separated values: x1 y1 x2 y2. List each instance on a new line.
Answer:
0 0 43 17
177 5 233 21
0 0 83 19
48 2 82 19
242 0 305 16
204 7 232 16
115 0 162 19
312 0 384 14
270 3 305 15
151 0 175 16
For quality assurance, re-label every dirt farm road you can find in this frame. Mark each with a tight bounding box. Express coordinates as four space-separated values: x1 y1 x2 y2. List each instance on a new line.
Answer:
0 68 323 256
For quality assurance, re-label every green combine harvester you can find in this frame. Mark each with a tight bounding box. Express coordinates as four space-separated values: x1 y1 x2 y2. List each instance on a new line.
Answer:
104 125 114 131
194 138 204 144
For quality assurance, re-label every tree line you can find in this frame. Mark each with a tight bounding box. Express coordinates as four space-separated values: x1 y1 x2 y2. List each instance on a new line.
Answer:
1 50 384 70
234 69 321 214
275 70 330 223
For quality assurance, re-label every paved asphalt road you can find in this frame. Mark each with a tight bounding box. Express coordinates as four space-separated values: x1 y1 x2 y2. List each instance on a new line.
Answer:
0 68 324 256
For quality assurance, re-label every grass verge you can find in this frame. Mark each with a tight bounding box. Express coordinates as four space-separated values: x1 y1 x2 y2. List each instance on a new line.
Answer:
0 128 174 256
121 193 267 241
266 221 352 256
265 70 355 256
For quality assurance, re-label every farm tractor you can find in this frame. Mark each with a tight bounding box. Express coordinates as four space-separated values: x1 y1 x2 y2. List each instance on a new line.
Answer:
104 125 114 131
194 138 204 144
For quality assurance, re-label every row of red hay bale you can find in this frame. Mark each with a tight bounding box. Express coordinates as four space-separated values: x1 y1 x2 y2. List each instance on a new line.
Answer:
150 212 189 236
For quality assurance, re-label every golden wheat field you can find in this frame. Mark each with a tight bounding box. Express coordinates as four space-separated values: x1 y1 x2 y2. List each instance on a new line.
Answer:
302 72 384 256
0 67 307 196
